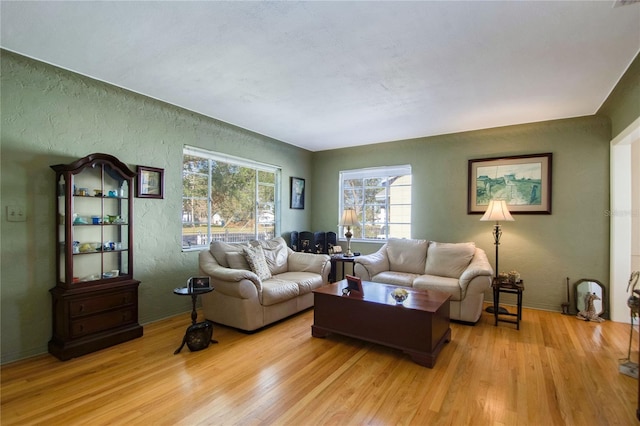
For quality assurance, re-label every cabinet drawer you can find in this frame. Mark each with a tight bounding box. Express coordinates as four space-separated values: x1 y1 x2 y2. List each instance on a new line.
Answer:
71 308 135 338
70 291 135 317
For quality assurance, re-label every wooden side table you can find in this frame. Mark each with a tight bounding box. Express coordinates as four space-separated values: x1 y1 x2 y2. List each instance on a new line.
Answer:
492 279 524 330
330 255 356 282
173 287 218 354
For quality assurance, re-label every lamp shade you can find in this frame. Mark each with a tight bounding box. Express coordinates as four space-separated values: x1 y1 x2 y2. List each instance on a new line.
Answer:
480 200 514 222
339 208 361 227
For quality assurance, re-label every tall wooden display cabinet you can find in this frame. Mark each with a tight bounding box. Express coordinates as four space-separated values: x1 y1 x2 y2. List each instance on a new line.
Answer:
49 153 142 360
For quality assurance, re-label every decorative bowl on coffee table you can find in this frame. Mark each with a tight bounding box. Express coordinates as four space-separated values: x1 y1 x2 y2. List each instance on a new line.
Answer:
391 288 409 304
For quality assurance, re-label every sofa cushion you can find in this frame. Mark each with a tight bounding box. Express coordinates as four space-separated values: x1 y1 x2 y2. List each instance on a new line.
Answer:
425 241 475 279
276 271 325 295
243 245 272 281
210 241 246 268
255 237 289 275
226 252 250 270
371 271 417 287
261 278 300 306
413 274 461 301
386 238 428 274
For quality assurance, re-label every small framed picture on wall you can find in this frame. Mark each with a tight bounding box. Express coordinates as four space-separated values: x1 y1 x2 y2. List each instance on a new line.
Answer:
290 177 305 209
136 165 164 199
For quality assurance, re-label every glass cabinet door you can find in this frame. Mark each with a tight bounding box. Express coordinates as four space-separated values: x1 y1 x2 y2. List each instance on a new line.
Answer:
57 175 67 283
55 157 134 286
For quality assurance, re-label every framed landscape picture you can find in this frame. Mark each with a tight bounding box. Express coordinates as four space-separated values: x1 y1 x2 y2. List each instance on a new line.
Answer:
468 153 552 214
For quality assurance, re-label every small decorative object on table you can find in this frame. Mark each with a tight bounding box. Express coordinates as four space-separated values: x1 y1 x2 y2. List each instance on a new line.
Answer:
188 276 211 293
498 272 509 283
391 288 409 304
508 270 520 284
342 275 364 297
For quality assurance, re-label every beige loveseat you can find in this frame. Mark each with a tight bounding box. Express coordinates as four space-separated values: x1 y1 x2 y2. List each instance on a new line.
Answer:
198 237 331 331
354 238 493 323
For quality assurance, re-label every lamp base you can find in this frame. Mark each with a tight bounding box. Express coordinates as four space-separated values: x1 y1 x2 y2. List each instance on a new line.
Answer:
345 233 354 258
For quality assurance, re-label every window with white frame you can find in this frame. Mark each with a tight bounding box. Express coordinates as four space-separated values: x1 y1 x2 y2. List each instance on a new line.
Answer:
339 165 412 241
182 146 280 250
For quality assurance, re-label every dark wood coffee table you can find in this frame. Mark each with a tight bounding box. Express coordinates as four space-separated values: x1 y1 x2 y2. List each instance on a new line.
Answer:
312 280 451 368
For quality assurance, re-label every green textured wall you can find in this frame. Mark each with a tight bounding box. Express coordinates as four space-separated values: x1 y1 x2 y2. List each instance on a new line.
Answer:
0 51 313 363
311 116 612 314
0 46 629 364
598 52 640 139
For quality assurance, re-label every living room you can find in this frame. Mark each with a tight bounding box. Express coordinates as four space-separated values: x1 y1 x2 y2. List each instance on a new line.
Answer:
1 1 639 424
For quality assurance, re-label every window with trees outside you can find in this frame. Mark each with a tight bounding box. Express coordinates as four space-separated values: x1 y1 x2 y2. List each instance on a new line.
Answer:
182 146 280 250
339 165 412 241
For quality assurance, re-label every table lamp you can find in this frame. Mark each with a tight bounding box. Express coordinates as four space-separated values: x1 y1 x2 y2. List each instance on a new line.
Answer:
339 208 360 257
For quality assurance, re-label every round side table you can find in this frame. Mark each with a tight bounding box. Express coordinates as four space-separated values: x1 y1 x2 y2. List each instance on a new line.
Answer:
173 287 218 354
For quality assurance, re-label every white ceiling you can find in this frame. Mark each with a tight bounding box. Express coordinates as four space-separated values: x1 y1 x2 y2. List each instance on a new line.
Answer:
2 1 639 152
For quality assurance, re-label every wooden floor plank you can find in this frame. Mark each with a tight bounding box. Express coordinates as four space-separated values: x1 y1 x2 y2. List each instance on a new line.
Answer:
1 305 638 425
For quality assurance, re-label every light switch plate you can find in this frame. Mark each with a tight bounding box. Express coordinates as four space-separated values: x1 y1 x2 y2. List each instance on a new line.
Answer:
7 205 26 222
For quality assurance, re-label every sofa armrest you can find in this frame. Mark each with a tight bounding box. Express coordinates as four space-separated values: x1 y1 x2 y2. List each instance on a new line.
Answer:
210 278 263 299
458 248 493 294
354 246 389 281
199 249 262 294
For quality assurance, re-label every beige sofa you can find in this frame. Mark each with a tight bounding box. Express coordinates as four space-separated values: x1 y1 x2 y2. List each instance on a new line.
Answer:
354 238 493 323
198 237 331 331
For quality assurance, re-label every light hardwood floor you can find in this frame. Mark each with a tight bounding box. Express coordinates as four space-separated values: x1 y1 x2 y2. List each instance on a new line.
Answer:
2 305 638 425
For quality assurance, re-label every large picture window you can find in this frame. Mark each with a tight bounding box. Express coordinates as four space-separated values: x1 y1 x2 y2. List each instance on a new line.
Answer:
339 165 412 241
182 146 280 250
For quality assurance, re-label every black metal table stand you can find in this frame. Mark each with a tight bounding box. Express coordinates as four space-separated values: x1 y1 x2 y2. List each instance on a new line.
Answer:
173 287 218 354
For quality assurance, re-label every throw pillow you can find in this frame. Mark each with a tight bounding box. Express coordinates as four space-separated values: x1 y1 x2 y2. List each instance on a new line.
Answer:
424 241 476 279
255 237 289 274
243 245 272 281
210 241 246 268
226 252 250 270
387 238 428 274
